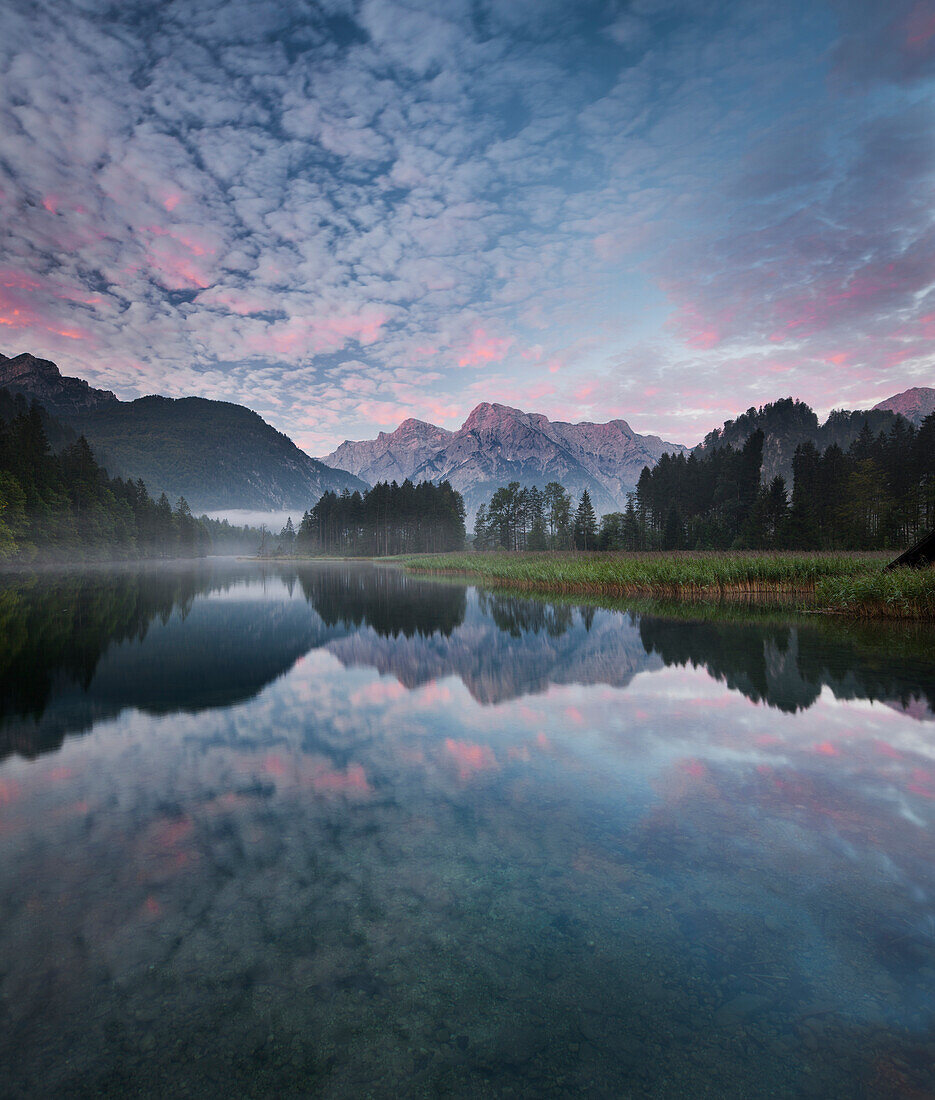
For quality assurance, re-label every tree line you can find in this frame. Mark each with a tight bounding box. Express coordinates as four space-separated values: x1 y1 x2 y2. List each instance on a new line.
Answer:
473 481 599 550
0 390 257 561
615 415 935 551
294 479 466 555
470 414 935 553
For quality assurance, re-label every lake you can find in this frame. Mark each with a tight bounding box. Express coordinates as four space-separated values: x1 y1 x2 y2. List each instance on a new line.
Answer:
1 560 933 1098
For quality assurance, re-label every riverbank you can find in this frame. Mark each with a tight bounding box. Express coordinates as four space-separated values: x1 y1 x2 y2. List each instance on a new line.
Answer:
399 551 935 621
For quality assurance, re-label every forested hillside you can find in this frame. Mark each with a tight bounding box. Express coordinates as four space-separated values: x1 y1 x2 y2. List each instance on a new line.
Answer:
0 390 212 561
630 417 935 550
698 397 905 486
469 413 935 553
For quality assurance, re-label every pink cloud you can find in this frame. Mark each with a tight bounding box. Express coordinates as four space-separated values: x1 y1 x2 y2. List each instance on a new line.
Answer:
134 224 219 290
256 311 388 358
418 681 453 705
873 740 905 760
457 328 513 367
354 399 411 426
197 286 276 316
0 778 21 807
0 269 92 343
903 1 935 50
262 753 288 777
907 768 935 798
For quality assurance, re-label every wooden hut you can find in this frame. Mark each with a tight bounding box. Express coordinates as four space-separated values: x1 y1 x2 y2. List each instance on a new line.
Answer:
886 529 935 570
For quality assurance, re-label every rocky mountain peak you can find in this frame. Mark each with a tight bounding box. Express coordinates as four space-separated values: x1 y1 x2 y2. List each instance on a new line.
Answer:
0 350 118 416
872 386 935 426
321 400 688 518
393 417 451 437
462 402 526 432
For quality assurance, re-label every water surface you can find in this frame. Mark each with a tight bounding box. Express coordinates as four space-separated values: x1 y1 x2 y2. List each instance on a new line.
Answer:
1 561 934 1097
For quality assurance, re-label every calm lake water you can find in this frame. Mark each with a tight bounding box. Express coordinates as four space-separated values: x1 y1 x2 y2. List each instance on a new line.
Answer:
1 561 934 1098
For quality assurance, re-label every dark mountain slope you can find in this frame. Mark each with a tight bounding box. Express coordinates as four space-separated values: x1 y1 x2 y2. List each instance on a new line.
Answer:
1 351 366 511
76 395 367 511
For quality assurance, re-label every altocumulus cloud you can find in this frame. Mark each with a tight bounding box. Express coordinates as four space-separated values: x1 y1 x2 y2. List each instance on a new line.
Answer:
0 0 933 452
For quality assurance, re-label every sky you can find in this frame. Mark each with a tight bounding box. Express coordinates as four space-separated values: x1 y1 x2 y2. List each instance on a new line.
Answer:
1 0 934 453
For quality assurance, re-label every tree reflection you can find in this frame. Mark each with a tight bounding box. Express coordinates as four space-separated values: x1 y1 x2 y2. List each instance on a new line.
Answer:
298 565 466 638
0 567 212 729
477 592 573 638
639 615 935 715
1 563 932 763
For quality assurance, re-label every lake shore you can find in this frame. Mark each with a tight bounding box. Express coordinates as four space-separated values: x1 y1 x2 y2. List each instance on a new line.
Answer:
398 551 935 621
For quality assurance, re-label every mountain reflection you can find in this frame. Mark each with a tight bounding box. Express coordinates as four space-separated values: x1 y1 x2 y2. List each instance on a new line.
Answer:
0 561 932 761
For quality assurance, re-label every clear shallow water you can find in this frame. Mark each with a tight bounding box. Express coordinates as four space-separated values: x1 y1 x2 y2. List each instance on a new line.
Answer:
1 562 934 1098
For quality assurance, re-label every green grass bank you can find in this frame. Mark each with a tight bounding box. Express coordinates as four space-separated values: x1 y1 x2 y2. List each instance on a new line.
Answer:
398 551 935 621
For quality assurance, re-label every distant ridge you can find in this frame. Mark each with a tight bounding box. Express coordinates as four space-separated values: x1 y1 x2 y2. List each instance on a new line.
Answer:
320 401 686 516
0 351 366 512
0 351 117 416
6 350 928 515
872 386 935 426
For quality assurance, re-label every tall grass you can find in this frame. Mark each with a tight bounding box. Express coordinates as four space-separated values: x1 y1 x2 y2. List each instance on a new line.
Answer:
815 568 935 620
399 551 935 620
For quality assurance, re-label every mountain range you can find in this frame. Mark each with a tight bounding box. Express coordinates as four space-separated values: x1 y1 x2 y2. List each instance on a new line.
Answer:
0 352 365 511
2 349 931 516
320 388 932 516
320 402 686 516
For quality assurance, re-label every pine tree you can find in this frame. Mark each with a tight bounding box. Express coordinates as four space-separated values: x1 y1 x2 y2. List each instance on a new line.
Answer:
573 489 598 550
525 486 547 550
279 516 296 554
473 503 489 550
622 497 641 550
662 504 683 550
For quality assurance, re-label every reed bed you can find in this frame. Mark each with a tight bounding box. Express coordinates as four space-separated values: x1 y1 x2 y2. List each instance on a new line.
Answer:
815 568 935 620
399 551 935 620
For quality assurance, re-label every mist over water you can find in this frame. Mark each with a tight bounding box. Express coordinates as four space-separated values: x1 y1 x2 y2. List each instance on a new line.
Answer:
202 509 298 532
0 561 933 1097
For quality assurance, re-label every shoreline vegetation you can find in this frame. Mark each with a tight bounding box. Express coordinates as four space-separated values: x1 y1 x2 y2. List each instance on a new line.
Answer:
396 551 935 621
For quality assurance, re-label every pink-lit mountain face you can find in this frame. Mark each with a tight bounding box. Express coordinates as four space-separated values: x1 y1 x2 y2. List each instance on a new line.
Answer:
320 402 687 516
322 418 456 486
872 387 935 426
